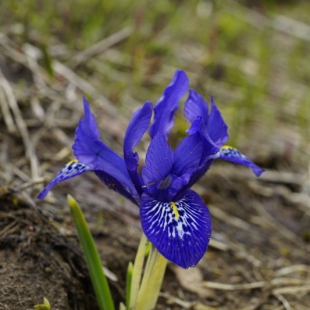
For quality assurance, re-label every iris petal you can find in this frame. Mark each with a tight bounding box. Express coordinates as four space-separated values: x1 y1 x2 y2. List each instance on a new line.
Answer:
207 96 229 147
142 133 174 185
187 116 220 166
72 97 100 166
37 161 91 199
184 92 228 147
72 99 139 202
215 146 264 177
173 133 203 176
182 117 220 189
94 171 138 205
184 89 209 125
148 173 191 203
124 101 153 192
149 70 189 138
140 190 212 269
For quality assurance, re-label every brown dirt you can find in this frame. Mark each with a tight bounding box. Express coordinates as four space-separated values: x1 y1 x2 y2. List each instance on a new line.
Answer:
0 196 98 310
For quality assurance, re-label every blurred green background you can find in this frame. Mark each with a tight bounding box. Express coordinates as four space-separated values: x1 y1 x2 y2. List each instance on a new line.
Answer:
1 0 309 171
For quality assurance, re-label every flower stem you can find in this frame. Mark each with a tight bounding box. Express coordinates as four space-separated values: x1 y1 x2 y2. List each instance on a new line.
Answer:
135 246 168 310
126 262 133 310
129 233 148 309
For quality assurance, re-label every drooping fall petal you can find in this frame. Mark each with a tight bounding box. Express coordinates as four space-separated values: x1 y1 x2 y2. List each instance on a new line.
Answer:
140 190 212 269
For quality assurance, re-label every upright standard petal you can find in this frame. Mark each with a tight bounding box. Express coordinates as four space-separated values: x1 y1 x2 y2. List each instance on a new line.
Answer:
207 96 229 147
184 91 228 147
140 190 212 269
187 116 220 165
72 97 100 165
172 132 203 176
184 89 209 125
142 133 174 185
123 101 153 192
214 146 264 177
149 70 189 138
81 96 100 139
37 160 91 199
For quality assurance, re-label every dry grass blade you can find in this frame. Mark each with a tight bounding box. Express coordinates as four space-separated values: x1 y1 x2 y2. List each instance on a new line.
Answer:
70 27 132 67
53 60 116 116
160 292 217 310
231 0 310 41
102 266 118 282
0 83 16 133
272 14 310 41
208 205 251 230
17 178 45 191
209 238 230 251
23 44 49 89
259 170 305 187
0 136 11 183
272 285 310 295
252 201 305 246
0 220 18 237
0 68 40 182
275 265 310 277
290 302 310 310
229 242 263 267
203 281 266 291
7 163 30 182
271 278 310 287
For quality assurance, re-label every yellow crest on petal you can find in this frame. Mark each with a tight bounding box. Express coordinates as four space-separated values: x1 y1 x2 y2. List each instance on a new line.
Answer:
170 202 179 220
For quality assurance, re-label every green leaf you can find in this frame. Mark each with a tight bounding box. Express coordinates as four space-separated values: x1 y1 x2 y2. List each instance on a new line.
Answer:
67 195 115 310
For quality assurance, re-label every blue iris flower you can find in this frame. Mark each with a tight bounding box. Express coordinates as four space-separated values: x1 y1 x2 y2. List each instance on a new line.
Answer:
38 70 264 269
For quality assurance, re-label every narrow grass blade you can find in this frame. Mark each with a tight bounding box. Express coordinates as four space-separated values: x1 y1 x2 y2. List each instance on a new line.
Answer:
67 195 115 310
